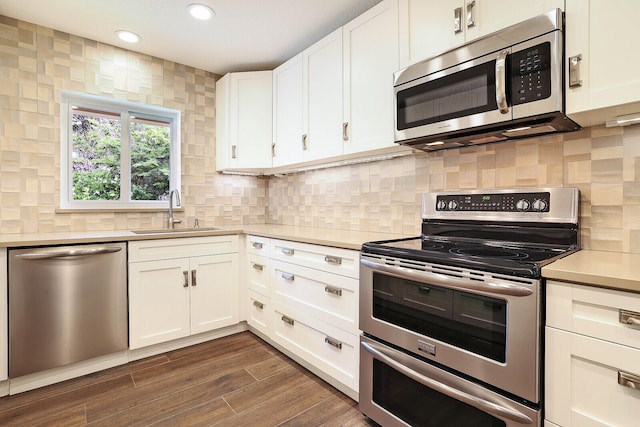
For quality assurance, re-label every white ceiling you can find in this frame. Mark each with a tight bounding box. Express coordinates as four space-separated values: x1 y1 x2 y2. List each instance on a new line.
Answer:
0 0 382 75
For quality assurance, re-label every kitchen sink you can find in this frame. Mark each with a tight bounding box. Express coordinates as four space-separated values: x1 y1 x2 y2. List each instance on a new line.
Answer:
131 227 222 234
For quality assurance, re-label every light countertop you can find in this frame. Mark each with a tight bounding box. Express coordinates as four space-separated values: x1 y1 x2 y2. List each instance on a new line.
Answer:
542 249 640 294
0 224 410 251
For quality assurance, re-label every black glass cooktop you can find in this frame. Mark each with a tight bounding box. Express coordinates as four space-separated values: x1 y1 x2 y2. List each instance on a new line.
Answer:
361 236 577 278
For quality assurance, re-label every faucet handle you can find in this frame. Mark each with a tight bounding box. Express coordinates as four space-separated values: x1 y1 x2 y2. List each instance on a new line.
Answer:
194 218 200 228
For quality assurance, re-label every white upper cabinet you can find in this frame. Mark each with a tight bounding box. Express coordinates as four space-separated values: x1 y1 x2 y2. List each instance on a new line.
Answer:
215 71 272 171
342 0 399 154
272 54 304 167
565 0 640 126
303 28 344 162
399 0 564 67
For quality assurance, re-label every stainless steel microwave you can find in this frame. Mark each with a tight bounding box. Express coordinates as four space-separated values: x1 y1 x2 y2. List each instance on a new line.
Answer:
394 9 580 151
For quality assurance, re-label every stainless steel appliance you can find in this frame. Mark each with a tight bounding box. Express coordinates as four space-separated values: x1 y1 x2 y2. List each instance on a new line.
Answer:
394 9 580 151
9 243 128 378
359 188 579 426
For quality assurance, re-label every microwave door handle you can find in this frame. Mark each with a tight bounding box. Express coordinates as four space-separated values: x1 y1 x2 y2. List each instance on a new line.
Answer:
361 341 534 424
361 257 532 297
495 50 510 114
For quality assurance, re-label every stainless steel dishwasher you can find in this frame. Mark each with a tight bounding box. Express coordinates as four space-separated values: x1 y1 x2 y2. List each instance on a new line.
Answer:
9 243 128 378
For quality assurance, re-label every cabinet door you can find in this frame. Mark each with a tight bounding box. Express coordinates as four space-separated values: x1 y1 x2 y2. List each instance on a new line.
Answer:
303 28 344 161
129 258 191 349
272 54 304 167
399 0 465 66
473 0 564 38
190 253 239 334
343 0 399 154
215 71 272 170
565 0 640 126
546 327 640 427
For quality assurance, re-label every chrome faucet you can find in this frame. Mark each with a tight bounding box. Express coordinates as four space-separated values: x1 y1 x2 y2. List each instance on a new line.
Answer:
168 189 182 229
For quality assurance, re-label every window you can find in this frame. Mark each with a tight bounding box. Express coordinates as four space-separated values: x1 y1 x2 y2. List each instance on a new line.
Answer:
60 91 181 210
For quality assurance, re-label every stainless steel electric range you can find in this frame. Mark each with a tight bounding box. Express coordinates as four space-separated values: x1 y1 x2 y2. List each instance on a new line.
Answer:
359 187 579 427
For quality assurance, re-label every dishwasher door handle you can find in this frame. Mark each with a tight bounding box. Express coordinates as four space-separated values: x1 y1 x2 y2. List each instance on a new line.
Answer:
15 246 123 260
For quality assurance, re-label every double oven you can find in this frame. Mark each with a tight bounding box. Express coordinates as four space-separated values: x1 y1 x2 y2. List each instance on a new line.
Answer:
359 188 579 426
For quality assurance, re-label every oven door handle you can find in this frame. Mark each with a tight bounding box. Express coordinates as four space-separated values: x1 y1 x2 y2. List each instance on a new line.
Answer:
361 340 534 424
360 258 533 297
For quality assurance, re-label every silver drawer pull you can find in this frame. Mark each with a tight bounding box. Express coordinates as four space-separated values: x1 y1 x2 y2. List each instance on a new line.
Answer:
253 300 264 310
325 336 342 350
281 315 294 326
281 247 294 256
324 286 342 296
324 255 342 265
252 242 264 250
281 272 295 281
182 270 189 288
619 309 640 326
618 371 640 389
252 263 264 271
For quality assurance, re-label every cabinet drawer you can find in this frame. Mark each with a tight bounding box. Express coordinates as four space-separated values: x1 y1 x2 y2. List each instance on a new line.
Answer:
272 306 358 391
247 253 270 297
129 235 239 262
547 280 640 350
271 239 359 279
272 259 357 334
246 235 271 256
247 291 271 337
546 327 640 427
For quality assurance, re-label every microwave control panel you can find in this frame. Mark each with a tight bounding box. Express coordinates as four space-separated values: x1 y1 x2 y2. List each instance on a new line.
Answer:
511 42 552 105
435 192 551 212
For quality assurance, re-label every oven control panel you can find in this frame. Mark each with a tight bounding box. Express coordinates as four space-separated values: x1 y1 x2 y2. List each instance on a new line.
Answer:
435 192 551 212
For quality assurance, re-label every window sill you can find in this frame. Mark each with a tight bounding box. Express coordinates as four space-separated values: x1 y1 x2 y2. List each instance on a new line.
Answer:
56 208 184 214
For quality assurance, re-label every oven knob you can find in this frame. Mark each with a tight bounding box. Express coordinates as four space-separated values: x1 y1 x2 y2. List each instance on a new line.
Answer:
437 200 447 210
532 199 548 212
516 199 530 211
448 200 459 210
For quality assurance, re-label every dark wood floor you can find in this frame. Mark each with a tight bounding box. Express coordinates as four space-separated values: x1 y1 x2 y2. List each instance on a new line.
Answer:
0 332 378 426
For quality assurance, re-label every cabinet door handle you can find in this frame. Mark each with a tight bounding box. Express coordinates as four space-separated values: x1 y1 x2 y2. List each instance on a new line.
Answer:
271 143 276 157
252 241 264 250
182 270 189 287
281 315 294 326
191 269 197 286
324 286 342 297
325 336 342 350
231 144 237 159
324 255 342 265
252 263 264 271
454 7 462 34
619 309 640 326
618 371 640 389
302 134 308 150
466 0 476 29
281 272 295 281
342 122 349 141
253 300 264 310
569 54 583 88
281 247 294 256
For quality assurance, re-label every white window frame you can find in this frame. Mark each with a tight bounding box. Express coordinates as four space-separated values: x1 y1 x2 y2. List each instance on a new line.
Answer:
60 91 181 210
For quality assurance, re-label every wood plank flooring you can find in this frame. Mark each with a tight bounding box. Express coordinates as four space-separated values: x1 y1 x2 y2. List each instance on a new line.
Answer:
0 332 378 426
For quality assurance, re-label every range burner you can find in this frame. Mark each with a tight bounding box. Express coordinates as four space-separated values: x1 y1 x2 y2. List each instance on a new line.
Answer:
450 246 528 259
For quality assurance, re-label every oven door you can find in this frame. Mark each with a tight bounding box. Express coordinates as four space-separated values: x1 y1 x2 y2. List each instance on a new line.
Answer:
360 335 540 427
360 255 541 403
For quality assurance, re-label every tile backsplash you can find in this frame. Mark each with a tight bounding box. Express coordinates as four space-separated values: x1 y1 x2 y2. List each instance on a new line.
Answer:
268 125 640 254
0 16 266 234
2 15 638 254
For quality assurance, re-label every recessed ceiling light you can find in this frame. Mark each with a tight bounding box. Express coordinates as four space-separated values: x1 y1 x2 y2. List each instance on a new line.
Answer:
188 3 215 20
116 30 140 43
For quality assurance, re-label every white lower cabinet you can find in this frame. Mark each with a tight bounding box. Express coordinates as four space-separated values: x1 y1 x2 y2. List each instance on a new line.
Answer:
129 236 239 350
244 235 360 398
545 280 640 427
